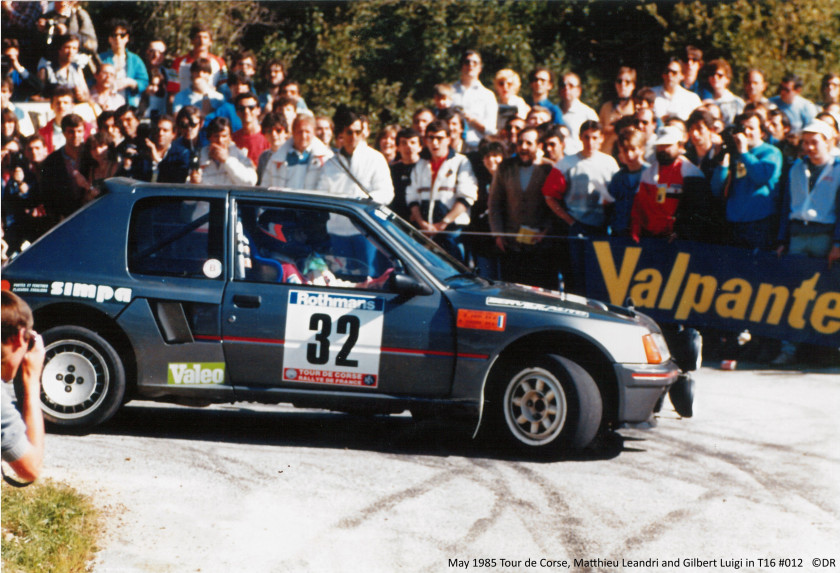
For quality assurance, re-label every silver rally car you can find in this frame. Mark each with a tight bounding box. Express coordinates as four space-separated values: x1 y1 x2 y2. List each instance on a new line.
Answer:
3 178 684 456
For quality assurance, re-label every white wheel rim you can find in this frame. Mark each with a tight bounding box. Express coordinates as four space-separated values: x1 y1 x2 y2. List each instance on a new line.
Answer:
503 367 567 446
42 339 110 420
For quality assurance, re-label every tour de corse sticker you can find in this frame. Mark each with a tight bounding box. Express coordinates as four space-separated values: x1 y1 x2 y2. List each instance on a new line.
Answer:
282 290 384 388
203 258 223 279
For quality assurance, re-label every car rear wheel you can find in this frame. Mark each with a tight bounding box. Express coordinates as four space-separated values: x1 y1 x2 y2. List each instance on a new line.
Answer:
40 326 126 430
485 354 602 455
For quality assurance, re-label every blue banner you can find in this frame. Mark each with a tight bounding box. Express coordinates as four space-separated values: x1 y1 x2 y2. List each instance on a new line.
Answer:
582 238 840 347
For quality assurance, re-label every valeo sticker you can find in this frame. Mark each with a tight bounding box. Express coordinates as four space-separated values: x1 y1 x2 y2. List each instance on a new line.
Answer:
167 362 226 385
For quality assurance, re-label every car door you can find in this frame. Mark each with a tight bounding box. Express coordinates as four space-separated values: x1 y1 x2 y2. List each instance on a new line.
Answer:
221 197 456 397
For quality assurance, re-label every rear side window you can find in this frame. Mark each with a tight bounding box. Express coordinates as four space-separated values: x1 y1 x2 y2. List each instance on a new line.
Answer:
128 196 225 279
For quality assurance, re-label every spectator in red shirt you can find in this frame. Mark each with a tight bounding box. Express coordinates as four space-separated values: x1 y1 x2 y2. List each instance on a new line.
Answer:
630 125 710 242
171 25 227 95
232 92 267 166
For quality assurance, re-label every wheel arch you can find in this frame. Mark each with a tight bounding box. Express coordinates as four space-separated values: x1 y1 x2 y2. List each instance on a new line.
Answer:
33 303 138 397
487 330 620 426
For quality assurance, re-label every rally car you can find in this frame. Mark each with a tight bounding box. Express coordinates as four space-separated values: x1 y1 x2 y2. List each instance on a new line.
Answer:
2 178 685 455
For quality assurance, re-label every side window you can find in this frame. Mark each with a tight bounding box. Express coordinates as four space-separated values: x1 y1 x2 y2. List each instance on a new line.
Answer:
128 196 225 279
235 202 397 288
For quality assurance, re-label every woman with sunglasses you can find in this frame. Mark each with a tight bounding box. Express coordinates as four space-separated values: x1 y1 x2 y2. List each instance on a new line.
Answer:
97 19 149 108
599 66 637 156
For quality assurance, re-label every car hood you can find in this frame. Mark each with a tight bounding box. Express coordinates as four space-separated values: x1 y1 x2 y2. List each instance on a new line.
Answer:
451 280 640 325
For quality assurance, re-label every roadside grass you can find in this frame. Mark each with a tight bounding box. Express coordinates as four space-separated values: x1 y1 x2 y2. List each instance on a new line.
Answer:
1 478 101 572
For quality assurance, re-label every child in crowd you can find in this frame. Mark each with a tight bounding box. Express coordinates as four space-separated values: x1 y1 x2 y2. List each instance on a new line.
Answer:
433 84 454 115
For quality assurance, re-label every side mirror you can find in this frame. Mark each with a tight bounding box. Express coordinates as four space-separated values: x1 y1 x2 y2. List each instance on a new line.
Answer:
388 272 433 296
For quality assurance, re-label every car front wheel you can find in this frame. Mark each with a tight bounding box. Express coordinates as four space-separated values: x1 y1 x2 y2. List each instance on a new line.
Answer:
39 326 126 430
486 354 602 455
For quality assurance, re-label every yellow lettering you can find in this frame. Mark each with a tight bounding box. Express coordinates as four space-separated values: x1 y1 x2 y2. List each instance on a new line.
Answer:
629 269 662 307
715 278 753 319
810 292 840 334
593 241 641 306
675 273 718 320
789 273 820 329
658 252 691 310
750 284 789 325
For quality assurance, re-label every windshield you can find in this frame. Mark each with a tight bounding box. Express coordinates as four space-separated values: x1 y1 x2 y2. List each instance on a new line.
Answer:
371 207 484 284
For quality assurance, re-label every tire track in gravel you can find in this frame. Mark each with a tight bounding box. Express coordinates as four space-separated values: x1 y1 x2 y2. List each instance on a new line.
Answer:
336 466 465 530
506 462 596 567
438 458 539 554
652 431 840 518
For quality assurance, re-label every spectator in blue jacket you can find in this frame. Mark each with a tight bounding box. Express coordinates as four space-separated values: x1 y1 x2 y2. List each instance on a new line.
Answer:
98 19 149 108
711 111 783 250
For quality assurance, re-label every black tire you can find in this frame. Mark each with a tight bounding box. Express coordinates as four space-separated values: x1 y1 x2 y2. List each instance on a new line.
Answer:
484 354 602 454
39 325 126 430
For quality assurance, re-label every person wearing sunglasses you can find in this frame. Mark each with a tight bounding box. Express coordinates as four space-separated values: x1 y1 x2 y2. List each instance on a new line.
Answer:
232 92 269 166
599 66 638 155
680 45 704 96
97 19 149 108
451 50 497 152
703 59 745 127
1 290 45 484
652 56 702 122
155 106 202 184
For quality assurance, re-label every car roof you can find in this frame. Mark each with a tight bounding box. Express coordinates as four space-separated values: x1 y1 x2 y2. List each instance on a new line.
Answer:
105 177 380 207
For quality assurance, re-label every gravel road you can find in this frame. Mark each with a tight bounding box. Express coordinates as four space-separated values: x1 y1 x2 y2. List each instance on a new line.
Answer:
43 366 840 573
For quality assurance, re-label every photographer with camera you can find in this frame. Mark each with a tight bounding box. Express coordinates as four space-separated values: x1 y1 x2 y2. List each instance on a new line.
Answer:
2 291 45 484
711 111 783 250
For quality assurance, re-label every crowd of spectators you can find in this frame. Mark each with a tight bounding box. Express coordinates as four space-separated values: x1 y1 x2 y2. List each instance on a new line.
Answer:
3 3 840 361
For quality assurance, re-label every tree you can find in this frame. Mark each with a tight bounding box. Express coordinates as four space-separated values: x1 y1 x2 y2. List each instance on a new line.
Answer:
657 0 840 99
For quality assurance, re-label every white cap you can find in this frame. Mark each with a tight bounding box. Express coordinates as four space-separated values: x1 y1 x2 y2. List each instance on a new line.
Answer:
653 125 683 146
801 120 835 140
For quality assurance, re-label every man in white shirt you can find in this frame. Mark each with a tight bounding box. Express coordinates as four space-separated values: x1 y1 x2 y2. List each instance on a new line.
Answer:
317 108 393 205
191 117 256 186
652 58 703 122
262 114 333 190
558 72 599 155
452 50 498 151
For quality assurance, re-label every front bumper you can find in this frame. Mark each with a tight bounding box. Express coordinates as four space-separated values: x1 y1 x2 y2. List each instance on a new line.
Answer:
615 361 681 423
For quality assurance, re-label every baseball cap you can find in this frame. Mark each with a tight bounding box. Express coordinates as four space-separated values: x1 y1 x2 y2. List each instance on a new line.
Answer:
653 125 683 146
801 120 835 140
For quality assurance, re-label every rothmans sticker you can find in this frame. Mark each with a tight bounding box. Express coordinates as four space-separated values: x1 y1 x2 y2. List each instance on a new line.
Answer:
283 290 384 388
457 309 506 331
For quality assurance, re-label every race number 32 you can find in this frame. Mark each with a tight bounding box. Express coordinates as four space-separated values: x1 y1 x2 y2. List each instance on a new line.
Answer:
307 313 360 367
284 291 384 387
